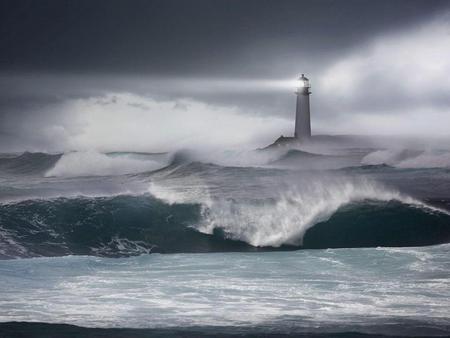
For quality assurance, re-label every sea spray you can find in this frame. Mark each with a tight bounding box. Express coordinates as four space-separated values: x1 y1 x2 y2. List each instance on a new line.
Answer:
197 177 425 246
0 185 448 258
45 151 168 177
0 152 449 258
362 148 450 168
149 175 434 247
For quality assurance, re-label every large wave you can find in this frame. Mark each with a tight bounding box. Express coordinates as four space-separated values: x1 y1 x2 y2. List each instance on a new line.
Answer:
0 195 252 259
1 150 450 259
158 177 446 247
1 181 448 259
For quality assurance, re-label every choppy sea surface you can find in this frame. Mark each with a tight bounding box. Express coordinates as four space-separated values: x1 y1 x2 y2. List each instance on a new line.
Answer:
0 142 449 337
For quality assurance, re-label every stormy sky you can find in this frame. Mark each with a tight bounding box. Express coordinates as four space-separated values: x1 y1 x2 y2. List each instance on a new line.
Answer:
1 0 450 152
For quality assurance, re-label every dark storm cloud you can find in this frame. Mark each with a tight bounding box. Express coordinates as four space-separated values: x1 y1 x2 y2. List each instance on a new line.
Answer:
1 0 447 76
1 0 450 151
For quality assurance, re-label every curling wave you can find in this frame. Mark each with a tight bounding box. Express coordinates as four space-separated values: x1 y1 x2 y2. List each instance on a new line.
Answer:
0 190 449 259
194 179 447 247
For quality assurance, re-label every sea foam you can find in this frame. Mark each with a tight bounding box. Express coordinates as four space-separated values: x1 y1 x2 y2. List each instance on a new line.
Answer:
149 175 431 247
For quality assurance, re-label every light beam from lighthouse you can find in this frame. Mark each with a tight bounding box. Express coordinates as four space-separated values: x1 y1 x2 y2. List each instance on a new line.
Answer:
294 74 311 140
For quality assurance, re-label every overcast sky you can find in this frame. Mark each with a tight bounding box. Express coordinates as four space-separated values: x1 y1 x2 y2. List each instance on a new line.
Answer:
1 0 450 152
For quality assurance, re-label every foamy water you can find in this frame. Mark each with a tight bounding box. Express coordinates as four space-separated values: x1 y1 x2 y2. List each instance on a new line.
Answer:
1 147 450 336
0 244 449 335
149 175 440 247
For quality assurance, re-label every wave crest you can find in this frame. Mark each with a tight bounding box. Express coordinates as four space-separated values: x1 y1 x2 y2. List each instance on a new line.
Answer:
362 149 450 169
150 175 442 248
196 177 425 247
45 151 168 177
0 189 448 259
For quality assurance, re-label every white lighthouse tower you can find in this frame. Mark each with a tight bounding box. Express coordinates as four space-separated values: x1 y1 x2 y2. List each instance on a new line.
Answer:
294 74 311 140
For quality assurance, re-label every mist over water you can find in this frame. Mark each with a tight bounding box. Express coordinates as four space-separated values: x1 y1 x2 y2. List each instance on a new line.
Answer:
45 151 170 177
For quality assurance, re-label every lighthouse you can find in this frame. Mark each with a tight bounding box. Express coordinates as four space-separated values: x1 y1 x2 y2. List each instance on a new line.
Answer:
294 74 311 140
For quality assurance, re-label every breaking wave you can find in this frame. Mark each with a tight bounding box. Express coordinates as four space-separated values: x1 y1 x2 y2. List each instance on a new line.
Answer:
1 150 450 259
1 179 448 259
0 195 250 259
185 178 446 247
362 149 450 168
0 151 170 178
45 151 169 177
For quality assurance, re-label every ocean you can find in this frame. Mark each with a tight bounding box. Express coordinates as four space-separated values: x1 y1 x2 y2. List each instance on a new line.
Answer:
0 142 449 337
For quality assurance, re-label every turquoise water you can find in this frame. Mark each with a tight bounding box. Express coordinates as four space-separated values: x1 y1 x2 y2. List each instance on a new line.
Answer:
1 244 449 335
